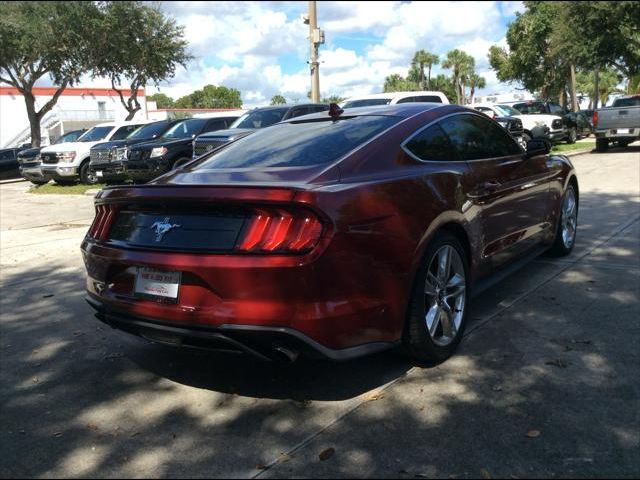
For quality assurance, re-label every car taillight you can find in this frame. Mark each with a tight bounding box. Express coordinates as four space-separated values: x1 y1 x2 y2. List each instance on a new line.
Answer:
236 208 324 253
593 110 598 127
87 204 119 240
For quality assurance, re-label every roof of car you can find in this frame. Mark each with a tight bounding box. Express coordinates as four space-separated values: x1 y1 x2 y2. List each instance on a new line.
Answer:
282 103 452 122
345 91 446 101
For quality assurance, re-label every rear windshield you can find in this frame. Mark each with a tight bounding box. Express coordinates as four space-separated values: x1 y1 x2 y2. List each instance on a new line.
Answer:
77 126 113 142
162 119 207 139
230 109 289 129
612 96 640 107
194 115 401 169
342 98 391 109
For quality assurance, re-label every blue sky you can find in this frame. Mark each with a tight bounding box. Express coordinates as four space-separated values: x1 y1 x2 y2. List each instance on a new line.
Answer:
140 2 526 106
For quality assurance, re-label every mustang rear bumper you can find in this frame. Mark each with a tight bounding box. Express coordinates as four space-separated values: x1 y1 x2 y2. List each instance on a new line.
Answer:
86 295 397 361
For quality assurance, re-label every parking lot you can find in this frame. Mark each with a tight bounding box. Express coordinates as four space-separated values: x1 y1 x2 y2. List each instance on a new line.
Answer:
1 146 638 478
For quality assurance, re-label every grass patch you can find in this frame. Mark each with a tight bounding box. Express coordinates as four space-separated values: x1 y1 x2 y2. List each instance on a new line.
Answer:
551 141 595 153
28 182 107 195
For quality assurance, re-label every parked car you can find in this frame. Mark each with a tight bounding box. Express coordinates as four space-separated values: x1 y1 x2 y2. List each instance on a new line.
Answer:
469 103 562 145
88 119 181 184
499 101 570 143
563 111 593 139
122 115 241 183
473 107 526 148
593 95 640 152
0 146 30 180
17 129 86 185
39 121 147 185
579 109 595 129
342 91 450 109
192 104 330 158
82 104 579 364
505 100 590 143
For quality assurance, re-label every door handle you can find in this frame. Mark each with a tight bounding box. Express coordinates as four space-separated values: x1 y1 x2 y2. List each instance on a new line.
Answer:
483 181 501 192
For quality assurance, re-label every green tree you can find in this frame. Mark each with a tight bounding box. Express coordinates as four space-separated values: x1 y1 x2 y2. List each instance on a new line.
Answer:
576 68 624 108
174 85 242 109
0 1 100 147
383 73 419 92
488 2 569 102
322 94 346 104
442 49 475 104
430 74 457 104
467 73 486 104
91 1 191 120
147 93 175 109
412 50 440 90
270 94 287 105
551 1 640 80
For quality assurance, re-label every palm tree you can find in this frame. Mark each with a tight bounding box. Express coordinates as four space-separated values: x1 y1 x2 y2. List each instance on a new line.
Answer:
467 73 486 104
412 50 440 90
442 49 475 104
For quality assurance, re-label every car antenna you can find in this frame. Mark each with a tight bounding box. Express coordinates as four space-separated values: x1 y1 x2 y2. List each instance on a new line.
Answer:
328 103 343 119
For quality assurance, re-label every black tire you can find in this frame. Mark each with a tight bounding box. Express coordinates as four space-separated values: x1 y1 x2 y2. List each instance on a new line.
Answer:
549 184 578 257
596 138 609 152
566 127 577 144
79 160 99 185
403 232 470 363
30 179 49 186
55 178 76 186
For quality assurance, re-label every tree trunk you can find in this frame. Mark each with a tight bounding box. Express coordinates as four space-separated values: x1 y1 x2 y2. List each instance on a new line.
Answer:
593 68 599 110
420 64 425 91
427 65 431 90
570 64 578 112
24 92 42 148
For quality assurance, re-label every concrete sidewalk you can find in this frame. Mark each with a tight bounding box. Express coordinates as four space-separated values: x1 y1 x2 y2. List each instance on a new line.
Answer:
1 146 638 478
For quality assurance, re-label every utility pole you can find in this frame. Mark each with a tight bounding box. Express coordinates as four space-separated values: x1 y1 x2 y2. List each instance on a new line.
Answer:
306 1 324 102
570 64 578 112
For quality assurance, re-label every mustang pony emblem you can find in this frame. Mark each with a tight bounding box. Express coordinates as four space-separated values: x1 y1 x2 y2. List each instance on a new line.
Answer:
150 217 181 242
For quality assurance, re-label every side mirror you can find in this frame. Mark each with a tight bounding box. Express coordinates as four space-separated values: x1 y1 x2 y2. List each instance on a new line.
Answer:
525 139 550 157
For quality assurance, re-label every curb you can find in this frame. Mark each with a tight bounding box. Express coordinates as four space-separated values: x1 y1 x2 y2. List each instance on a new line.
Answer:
559 148 594 157
84 188 102 196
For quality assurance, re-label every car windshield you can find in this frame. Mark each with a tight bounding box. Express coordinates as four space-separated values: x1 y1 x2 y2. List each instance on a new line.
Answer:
194 115 400 169
127 121 170 139
230 109 288 129
512 103 547 114
77 126 113 142
342 98 391 108
54 130 84 144
494 105 522 116
162 119 207 139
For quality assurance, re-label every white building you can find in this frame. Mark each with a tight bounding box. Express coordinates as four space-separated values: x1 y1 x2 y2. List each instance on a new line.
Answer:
0 86 147 147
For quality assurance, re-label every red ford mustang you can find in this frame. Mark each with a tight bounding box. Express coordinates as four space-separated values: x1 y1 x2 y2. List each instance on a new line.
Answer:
82 104 578 362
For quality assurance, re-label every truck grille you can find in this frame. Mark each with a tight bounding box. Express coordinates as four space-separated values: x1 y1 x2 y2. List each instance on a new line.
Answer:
193 139 229 157
41 152 59 164
91 149 112 164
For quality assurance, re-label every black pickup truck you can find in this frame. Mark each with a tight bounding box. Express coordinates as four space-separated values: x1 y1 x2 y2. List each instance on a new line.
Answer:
94 116 240 183
88 119 180 183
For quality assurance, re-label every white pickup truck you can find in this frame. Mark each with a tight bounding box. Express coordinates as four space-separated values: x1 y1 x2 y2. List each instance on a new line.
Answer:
39 120 146 185
594 95 640 152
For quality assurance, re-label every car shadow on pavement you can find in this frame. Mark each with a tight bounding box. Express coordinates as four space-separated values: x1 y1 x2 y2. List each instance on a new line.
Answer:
0 189 638 477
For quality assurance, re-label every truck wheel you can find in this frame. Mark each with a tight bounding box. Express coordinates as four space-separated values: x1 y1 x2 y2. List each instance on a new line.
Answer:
79 161 99 185
30 179 49 186
595 138 609 152
567 127 577 144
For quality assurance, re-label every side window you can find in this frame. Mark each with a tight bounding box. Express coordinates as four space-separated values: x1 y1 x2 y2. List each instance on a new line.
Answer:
111 125 141 140
439 114 521 160
549 103 563 115
205 119 228 132
288 107 310 118
312 105 330 113
0 150 14 161
414 95 443 103
396 96 416 104
404 124 457 162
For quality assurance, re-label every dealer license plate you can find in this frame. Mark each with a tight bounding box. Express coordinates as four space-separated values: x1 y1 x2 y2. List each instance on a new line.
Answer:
96 171 103 177
134 267 181 302
615 128 629 134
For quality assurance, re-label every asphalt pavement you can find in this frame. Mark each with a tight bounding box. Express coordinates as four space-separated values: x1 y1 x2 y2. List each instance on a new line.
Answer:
1 144 638 478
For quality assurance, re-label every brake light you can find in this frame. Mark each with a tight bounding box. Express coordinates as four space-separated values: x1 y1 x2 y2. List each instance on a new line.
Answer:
593 110 598 127
87 204 119 240
236 208 324 253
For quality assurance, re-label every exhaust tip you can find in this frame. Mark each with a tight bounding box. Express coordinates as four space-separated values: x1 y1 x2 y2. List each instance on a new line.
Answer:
273 346 300 363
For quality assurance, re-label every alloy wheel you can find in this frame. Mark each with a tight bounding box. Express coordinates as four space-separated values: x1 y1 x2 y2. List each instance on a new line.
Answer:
424 245 466 347
561 188 577 249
